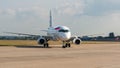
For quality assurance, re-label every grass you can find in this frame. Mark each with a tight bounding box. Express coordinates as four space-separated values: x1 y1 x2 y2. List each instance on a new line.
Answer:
82 41 120 44
0 40 120 46
0 40 37 46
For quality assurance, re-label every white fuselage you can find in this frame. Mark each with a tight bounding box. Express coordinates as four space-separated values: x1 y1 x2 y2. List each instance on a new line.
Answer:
47 26 71 41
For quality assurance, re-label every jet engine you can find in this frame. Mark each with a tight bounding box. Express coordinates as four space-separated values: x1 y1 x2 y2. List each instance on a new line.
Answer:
37 37 47 45
73 37 81 45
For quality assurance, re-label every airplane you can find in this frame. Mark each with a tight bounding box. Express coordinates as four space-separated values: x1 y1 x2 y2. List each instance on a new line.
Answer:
5 11 81 48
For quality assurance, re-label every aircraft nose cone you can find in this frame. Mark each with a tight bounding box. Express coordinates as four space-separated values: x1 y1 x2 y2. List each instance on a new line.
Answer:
61 33 71 41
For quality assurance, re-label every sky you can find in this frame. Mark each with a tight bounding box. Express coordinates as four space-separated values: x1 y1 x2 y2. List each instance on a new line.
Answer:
0 0 120 36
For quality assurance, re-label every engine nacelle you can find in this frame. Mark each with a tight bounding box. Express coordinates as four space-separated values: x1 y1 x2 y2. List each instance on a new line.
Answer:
37 37 46 45
73 38 81 45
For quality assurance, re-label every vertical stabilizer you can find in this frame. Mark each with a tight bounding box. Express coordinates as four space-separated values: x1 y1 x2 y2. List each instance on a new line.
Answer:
49 10 52 27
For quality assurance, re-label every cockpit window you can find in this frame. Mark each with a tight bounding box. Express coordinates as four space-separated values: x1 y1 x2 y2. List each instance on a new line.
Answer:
59 29 69 32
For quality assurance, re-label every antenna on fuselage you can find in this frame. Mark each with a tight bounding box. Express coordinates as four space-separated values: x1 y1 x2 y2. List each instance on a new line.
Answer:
49 10 52 27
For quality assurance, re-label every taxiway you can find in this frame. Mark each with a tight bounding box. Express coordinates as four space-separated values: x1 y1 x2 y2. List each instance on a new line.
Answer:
0 44 120 68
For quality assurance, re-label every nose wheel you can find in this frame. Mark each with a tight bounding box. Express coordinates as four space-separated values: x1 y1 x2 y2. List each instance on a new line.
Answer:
62 42 71 48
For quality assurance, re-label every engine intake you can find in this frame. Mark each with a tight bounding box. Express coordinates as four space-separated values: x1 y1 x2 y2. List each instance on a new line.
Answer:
37 37 46 44
73 38 81 45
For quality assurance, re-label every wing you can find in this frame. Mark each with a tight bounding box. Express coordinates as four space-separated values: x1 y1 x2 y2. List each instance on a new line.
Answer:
4 32 39 36
4 32 53 40
67 36 78 42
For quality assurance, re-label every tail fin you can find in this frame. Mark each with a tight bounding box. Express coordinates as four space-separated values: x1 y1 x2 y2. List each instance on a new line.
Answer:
49 10 52 27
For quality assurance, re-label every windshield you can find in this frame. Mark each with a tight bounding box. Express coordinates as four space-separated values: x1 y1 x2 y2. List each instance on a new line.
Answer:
59 29 69 32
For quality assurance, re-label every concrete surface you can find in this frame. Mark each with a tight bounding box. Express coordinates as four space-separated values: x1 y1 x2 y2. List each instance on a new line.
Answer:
0 44 120 68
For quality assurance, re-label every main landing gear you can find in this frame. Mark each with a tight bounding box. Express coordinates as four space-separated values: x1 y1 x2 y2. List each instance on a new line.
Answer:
62 42 71 48
43 43 49 48
42 42 71 48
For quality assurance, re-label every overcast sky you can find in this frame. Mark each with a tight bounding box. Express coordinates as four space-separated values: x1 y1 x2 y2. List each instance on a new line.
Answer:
0 0 120 36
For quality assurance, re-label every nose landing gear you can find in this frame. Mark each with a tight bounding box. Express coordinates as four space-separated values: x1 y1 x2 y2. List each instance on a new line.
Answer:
62 42 71 48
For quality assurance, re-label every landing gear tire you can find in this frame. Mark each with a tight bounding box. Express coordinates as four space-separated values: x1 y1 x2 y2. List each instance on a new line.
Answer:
62 43 71 48
62 45 66 48
67 43 71 47
44 43 49 48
